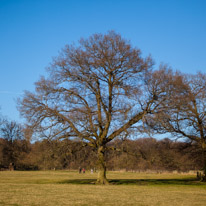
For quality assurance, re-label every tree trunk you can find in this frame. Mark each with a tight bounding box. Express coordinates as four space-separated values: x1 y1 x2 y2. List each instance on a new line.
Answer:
201 148 206 182
96 146 109 185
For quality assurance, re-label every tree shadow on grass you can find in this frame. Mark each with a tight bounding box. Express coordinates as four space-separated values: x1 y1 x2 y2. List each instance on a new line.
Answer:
58 178 206 186
109 178 203 186
59 179 97 185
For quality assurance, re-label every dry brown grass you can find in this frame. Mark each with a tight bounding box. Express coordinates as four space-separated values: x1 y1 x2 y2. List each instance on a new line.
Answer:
0 170 206 206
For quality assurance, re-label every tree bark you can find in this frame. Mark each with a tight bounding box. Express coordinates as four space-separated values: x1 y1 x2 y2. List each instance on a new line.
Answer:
96 146 109 185
201 147 206 182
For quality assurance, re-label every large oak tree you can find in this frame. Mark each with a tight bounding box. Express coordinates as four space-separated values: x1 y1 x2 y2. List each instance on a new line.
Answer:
18 31 169 184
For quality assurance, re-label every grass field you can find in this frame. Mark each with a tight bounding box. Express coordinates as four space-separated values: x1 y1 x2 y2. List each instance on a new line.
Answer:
0 170 206 206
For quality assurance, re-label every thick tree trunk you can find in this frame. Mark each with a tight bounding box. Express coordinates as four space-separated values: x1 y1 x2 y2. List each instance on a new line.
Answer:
96 146 109 185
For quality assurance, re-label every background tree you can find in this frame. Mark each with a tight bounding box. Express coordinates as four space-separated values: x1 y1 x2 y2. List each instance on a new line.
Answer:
18 31 170 184
147 72 206 180
0 120 31 169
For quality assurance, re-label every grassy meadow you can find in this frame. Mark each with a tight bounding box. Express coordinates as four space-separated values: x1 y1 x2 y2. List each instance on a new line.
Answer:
0 170 206 206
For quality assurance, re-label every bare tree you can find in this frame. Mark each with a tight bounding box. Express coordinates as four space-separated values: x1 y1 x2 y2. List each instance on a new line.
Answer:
0 120 23 142
147 72 206 180
0 120 25 168
18 31 169 184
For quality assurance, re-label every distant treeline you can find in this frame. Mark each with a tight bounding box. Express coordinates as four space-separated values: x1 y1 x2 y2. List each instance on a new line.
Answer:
0 137 203 172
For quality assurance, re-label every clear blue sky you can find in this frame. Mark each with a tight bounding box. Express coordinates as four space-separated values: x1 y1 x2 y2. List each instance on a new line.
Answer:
0 0 206 122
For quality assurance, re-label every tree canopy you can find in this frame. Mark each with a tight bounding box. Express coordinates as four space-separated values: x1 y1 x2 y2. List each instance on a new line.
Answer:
18 31 173 184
